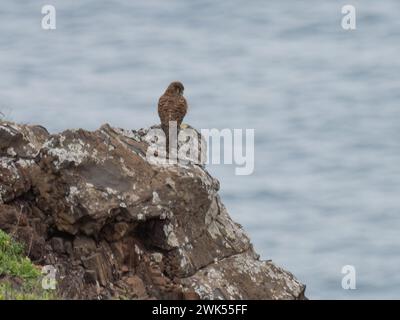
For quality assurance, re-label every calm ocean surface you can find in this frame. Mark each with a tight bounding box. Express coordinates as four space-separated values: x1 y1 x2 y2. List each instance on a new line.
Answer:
1 1 399 299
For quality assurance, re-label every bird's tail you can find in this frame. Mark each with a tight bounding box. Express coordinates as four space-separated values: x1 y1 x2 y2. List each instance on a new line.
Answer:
161 121 180 160
161 124 170 157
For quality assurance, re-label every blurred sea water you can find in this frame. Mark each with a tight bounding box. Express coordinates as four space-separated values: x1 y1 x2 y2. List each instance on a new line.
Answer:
0 0 399 299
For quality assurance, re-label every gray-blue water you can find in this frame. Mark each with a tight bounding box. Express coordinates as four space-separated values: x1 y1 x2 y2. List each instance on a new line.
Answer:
1 1 399 299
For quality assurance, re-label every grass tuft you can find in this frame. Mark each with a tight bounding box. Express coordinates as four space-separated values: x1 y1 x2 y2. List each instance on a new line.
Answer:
0 229 56 300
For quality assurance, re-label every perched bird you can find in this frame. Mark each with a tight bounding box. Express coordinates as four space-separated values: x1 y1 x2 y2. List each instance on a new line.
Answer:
158 81 188 154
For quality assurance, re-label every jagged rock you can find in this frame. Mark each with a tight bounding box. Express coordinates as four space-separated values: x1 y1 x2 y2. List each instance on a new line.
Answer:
0 120 306 300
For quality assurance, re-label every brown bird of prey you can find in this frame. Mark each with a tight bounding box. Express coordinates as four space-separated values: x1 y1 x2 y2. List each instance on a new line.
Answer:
158 81 188 153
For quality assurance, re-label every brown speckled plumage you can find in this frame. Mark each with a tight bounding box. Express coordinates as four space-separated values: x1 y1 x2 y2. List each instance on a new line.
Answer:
158 81 188 151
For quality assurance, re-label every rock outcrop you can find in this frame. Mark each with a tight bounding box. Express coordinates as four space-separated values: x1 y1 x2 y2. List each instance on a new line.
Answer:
0 120 306 299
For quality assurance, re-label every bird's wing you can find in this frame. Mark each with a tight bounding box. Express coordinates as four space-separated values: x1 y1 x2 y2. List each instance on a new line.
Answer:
158 95 171 124
158 95 187 125
175 96 188 123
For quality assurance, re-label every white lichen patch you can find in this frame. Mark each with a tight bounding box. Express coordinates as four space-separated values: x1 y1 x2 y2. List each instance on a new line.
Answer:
184 251 304 300
225 283 242 298
231 253 264 283
207 221 221 240
120 161 135 177
190 280 214 300
186 267 240 299
16 159 35 168
22 127 46 153
152 191 160 204
163 223 173 235
42 137 55 149
134 245 143 261
125 193 139 203
0 158 20 180
66 186 79 203
215 216 241 242
27 142 36 150
177 248 192 271
47 138 91 167
113 127 142 142
163 223 179 247
167 232 179 247
0 124 17 136
106 187 117 195
165 177 176 190
59 135 66 146
193 165 214 185
151 252 163 263
263 261 304 298
6 148 17 156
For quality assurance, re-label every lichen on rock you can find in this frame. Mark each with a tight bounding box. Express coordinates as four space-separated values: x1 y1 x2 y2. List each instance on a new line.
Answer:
0 120 306 300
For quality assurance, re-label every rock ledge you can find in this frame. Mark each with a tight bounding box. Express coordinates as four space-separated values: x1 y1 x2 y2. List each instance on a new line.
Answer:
0 121 306 299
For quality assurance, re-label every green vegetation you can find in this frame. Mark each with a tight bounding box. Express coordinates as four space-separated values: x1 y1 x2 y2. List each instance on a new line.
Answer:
0 229 55 300
0 230 40 278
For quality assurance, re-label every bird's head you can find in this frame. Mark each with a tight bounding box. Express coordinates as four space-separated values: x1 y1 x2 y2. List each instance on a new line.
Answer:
165 81 185 96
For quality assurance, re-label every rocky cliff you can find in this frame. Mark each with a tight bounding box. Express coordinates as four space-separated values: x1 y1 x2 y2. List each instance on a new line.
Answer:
0 120 306 299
